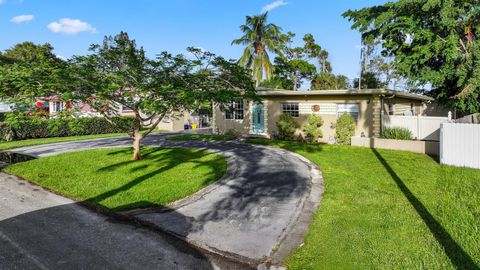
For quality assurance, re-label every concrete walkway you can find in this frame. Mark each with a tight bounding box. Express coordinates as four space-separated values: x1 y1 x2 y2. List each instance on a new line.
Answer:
8 133 324 266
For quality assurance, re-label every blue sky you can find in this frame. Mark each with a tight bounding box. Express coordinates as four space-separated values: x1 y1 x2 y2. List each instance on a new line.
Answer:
1 0 387 82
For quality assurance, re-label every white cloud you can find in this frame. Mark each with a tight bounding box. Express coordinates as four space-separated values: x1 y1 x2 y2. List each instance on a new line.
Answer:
10 14 34 23
261 0 288 13
47 18 96 35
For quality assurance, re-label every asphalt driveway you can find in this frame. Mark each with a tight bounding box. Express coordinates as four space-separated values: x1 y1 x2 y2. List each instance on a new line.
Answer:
0 172 251 270
6 133 323 267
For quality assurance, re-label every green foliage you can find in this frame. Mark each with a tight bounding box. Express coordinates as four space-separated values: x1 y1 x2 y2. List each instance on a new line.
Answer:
311 72 350 90
335 113 355 145
273 32 317 90
259 76 294 90
0 114 133 141
381 127 413 141
303 34 332 73
343 1 480 112
276 112 297 140
68 32 257 159
302 114 324 143
232 13 284 86
353 71 385 89
0 42 67 105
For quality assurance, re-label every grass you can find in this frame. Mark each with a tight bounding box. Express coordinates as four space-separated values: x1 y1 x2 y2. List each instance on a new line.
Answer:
4 147 226 212
246 138 480 270
167 134 236 141
0 133 127 151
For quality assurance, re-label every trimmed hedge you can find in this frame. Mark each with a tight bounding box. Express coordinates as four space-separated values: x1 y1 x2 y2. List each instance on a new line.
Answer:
0 116 133 141
335 113 356 145
276 113 297 140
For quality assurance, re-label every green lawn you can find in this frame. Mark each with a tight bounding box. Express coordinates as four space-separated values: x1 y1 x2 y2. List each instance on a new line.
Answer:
247 138 480 270
0 133 127 151
4 147 226 212
167 134 236 141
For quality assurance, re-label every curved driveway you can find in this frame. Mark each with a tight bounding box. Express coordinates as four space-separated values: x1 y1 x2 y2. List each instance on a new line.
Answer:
10 133 323 266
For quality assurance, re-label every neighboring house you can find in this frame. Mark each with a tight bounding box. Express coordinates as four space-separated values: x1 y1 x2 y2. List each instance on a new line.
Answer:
212 88 435 142
36 97 209 132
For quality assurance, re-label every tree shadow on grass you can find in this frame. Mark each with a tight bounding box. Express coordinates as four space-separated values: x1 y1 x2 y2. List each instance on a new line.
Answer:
372 148 479 270
87 147 224 212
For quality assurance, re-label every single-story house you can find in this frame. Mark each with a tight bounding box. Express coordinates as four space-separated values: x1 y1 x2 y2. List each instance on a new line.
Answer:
212 88 435 142
35 97 209 132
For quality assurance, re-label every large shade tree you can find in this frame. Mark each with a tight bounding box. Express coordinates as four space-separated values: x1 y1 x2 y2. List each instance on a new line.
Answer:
343 0 480 113
0 42 67 107
270 32 317 91
70 32 257 160
232 12 283 87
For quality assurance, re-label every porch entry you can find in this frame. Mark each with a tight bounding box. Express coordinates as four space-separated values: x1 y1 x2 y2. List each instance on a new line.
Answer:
252 103 265 134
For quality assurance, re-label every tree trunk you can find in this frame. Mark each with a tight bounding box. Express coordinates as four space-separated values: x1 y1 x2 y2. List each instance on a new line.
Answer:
132 131 142 160
292 73 298 91
132 113 143 160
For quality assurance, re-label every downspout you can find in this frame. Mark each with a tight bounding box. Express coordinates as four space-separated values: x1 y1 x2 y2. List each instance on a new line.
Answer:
380 94 396 136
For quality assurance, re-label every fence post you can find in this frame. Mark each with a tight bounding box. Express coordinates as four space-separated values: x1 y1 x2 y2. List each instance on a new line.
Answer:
440 123 444 164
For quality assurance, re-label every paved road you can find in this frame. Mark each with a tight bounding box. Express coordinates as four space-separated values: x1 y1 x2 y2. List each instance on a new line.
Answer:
0 172 250 270
6 133 323 267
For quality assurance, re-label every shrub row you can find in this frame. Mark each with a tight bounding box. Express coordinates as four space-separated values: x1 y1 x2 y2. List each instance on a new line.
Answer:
275 112 355 145
0 116 134 141
381 127 413 140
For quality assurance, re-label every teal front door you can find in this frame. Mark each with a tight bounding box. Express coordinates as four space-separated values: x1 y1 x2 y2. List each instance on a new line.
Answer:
252 103 265 134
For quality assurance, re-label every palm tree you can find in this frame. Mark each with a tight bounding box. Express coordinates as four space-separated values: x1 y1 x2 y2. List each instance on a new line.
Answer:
232 13 283 87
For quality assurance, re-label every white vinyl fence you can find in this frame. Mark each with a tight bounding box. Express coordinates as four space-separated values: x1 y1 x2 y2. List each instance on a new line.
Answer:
440 123 480 169
382 115 449 141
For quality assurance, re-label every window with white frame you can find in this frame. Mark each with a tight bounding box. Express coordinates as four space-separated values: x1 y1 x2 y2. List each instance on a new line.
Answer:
51 101 64 113
225 100 244 120
337 103 359 120
282 103 299 117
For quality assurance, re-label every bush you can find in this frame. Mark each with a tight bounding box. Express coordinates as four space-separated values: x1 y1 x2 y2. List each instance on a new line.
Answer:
0 114 134 141
303 114 324 143
276 113 297 140
381 127 413 141
335 113 356 145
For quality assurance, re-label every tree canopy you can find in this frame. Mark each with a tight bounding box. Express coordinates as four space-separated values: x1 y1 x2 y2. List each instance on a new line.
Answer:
68 32 257 159
343 0 480 112
0 42 66 106
232 12 283 87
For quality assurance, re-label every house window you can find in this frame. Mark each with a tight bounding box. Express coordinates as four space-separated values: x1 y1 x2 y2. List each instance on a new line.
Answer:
51 101 64 113
337 103 359 120
225 100 244 120
282 103 299 117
